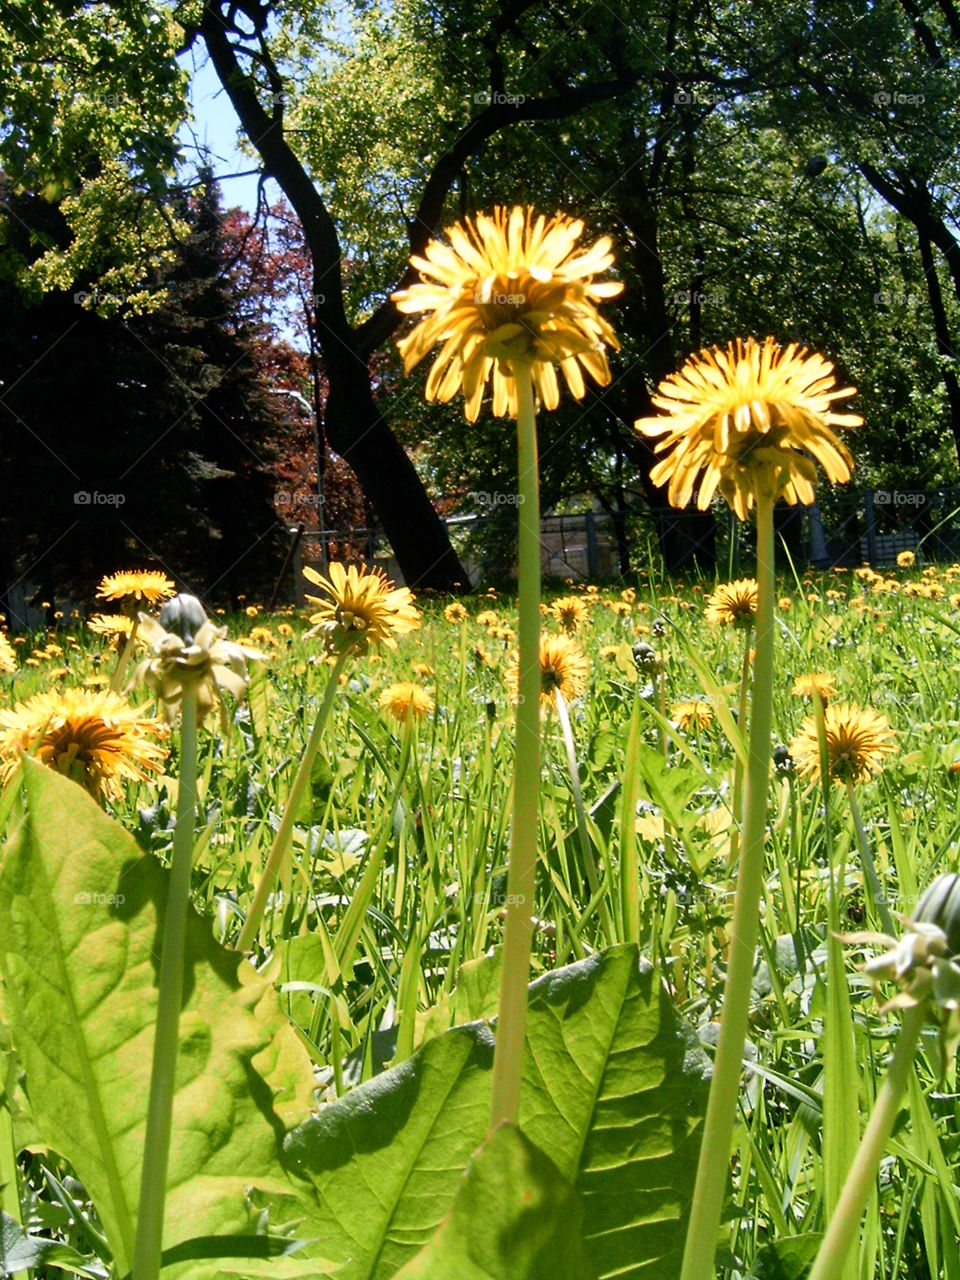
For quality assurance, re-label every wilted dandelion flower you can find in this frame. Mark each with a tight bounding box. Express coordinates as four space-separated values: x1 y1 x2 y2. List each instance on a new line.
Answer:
96 569 176 608
135 608 263 728
671 699 714 731
635 337 862 519
378 681 435 724
444 602 468 624
506 633 589 708
790 702 897 785
0 632 16 674
303 562 419 654
704 578 758 628
551 595 588 633
0 687 167 801
791 672 840 704
897 550 916 568
392 205 623 420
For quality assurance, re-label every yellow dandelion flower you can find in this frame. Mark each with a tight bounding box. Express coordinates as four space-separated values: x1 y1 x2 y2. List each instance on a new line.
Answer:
412 662 435 678
0 688 168 801
607 601 632 616
790 702 897 785
86 613 139 646
444 602 469 624
778 596 792 612
277 622 295 637
671 699 714 731
0 632 16 674
506 633 589 708
475 609 500 629
303 562 419 654
392 205 623 421
378 681 435 724
896 550 916 568
635 337 862 519
96 570 176 607
620 587 636 603
791 672 839 704
704 578 759 628
599 644 621 660
551 595 588 633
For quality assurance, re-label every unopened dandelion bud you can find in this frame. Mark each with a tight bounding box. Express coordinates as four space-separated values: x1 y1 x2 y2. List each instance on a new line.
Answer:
158 593 208 645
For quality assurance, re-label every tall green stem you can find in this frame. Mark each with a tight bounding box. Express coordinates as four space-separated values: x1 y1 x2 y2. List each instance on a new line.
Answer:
846 780 896 938
109 617 140 693
727 624 753 867
555 688 615 945
808 1006 924 1280
490 362 541 1130
132 683 198 1280
237 646 350 952
680 493 776 1280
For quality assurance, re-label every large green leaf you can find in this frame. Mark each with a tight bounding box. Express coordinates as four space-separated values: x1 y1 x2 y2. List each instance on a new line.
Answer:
0 760 321 1278
393 1124 594 1280
285 944 709 1280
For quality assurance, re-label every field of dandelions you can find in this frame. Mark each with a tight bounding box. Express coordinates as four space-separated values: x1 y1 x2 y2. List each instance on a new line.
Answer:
4 207 960 1280
2 555 960 1278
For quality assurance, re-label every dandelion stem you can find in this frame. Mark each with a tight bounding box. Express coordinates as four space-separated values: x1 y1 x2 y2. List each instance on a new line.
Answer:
680 492 776 1280
132 682 198 1280
846 779 896 937
109 617 139 694
555 688 615 945
237 646 351 952
490 362 540 1130
727 624 753 866
808 1005 924 1280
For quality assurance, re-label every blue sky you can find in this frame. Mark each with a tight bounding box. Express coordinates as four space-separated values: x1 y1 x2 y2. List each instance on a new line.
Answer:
179 50 280 214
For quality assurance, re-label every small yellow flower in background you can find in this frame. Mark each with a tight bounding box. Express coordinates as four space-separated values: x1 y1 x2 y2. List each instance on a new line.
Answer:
607 601 632 617
378 681 435 724
277 622 295 637
472 641 493 668
621 587 636 603
790 702 897 785
599 644 621 660
86 613 141 647
412 662 435 678
791 672 840 704
96 570 176 609
704 578 759 628
475 609 500 629
0 688 168 801
506 633 589 708
671 699 714 731
444 602 468 624
0 632 16 674
551 596 588 633
896 550 916 568
245 604 261 618
778 596 792 612
490 624 516 643
635 337 862 519
854 566 879 581
391 205 623 420
303 562 419 654
247 625 279 648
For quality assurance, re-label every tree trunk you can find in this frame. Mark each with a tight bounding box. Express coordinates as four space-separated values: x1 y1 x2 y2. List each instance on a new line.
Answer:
322 342 469 589
918 236 960 465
